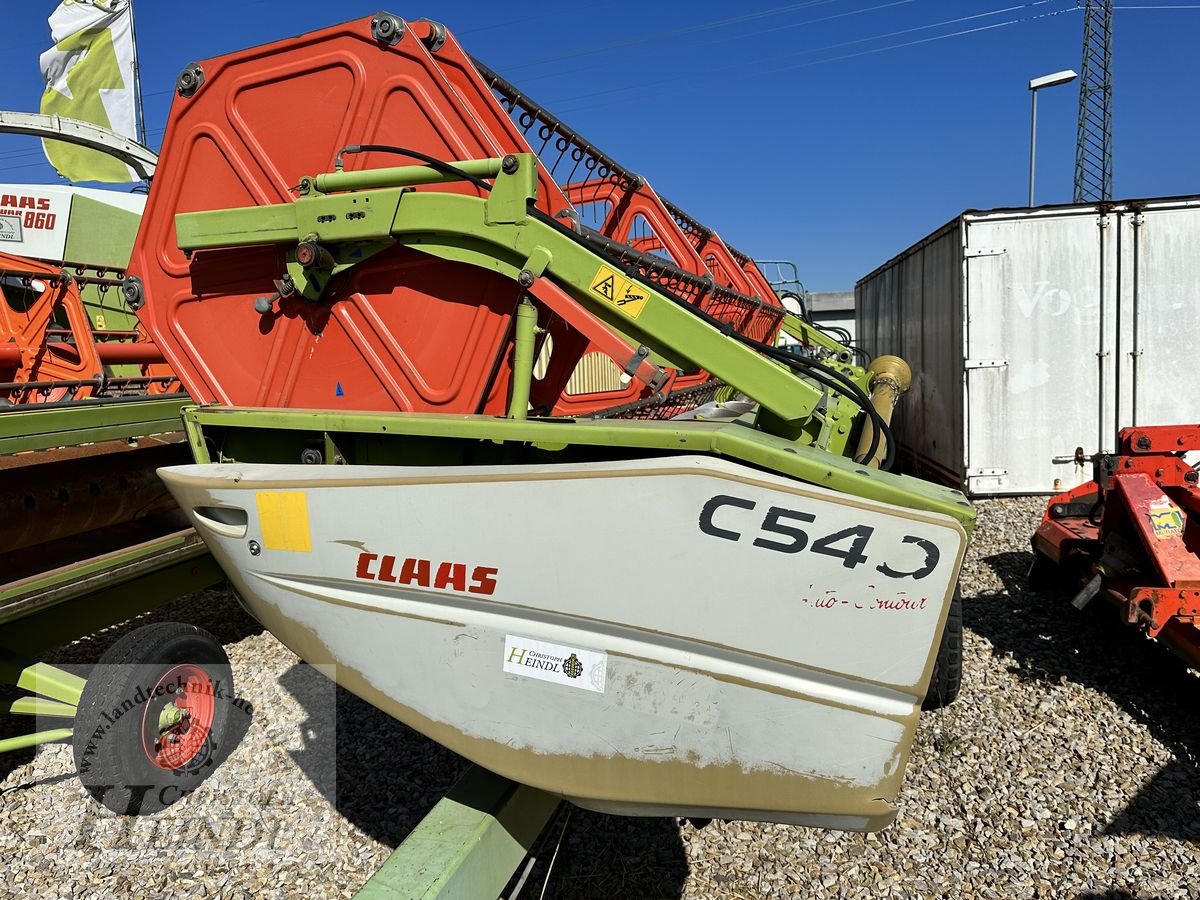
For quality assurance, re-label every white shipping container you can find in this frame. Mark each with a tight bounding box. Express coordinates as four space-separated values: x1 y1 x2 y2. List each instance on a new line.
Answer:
856 196 1200 496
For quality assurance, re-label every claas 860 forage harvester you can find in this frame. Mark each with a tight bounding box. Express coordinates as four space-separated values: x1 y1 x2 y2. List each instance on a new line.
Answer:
49 12 981 828
1033 425 1200 665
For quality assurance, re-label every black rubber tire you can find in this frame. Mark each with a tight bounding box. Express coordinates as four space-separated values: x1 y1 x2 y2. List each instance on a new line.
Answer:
922 586 963 711
71 622 234 815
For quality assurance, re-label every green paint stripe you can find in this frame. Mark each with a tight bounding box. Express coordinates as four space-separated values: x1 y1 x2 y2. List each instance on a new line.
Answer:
188 406 975 529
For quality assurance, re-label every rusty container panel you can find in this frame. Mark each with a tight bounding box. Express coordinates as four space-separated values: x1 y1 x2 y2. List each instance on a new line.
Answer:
856 219 965 490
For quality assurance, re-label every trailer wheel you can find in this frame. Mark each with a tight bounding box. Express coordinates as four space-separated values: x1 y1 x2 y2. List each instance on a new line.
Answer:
71 623 235 815
922 586 963 711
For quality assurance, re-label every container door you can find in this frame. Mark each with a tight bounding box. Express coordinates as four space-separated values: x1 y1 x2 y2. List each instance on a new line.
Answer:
1115 203 1200 446
962 210 1117 495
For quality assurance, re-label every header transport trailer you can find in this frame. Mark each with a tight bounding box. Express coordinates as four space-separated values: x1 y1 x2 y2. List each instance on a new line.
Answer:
12 13 975 836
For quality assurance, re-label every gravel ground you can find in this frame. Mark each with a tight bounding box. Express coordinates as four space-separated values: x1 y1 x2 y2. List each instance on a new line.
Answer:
3 496 1200 898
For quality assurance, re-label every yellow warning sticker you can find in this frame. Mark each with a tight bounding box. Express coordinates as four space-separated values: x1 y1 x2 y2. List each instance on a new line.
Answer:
256 491 313 552
589 265 648 319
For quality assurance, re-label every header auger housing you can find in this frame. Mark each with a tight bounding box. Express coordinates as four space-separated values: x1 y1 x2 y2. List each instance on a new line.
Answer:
129 13 873 446
124 13 976 828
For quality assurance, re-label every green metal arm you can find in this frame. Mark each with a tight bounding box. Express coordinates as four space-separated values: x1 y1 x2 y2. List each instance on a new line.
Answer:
176 154 866 445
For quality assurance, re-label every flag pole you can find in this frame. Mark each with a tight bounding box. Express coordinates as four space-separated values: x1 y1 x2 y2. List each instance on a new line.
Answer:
126 0 147 148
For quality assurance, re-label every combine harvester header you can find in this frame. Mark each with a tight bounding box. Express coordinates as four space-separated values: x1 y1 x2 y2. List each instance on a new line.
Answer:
100 12 979 831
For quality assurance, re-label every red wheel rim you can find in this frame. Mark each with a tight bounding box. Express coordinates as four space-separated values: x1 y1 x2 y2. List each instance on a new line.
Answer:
141 664 217 771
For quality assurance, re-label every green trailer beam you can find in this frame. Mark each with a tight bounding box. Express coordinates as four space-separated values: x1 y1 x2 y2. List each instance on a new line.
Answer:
355 765 559 900
0 395 192 455
0 728 73 754
1 528 211 621
0 551 223 660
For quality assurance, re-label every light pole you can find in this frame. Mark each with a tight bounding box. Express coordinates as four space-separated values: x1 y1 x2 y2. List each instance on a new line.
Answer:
1028 69 1078 206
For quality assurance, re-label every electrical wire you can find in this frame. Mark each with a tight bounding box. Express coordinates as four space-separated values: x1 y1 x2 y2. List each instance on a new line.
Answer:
514 0 915 88
497 0 853 74
760 3 1080 76
549 0 1076 114
752 0 1069 71
535 0 932 102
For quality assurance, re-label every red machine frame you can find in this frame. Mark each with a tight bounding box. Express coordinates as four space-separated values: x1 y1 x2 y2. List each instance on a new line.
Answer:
0 251 175 403
1033 424 1200 664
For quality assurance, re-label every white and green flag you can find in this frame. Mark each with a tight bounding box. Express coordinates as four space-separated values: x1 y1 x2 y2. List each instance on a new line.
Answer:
39 0 139 183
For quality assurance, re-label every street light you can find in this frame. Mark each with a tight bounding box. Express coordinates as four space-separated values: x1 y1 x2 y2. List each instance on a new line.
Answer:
1028 69 1078 206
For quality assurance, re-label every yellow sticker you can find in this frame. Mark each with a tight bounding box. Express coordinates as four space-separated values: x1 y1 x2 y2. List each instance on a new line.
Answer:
589 265 648 319
255 491 313 552
1149 500 1185 541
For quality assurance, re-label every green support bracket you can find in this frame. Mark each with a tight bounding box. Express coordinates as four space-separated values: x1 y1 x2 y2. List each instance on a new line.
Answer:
176 203 301 250
174 155 834 434
3 697 77 718
355 765 559 900
6 661 87 707
484 155 537 225
177 188 825 432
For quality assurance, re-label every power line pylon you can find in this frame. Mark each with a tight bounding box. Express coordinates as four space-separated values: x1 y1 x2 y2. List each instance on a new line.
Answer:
1074 0 1113 202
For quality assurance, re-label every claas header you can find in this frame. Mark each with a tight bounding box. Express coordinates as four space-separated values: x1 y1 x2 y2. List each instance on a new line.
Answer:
105 13 979 828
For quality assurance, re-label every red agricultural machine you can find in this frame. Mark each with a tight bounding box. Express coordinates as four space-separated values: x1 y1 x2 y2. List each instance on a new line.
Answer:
0 249 177 403
1033 424 1200 665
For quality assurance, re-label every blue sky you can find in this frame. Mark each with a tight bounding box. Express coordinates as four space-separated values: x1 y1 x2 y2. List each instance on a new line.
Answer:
1 1 1196 289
